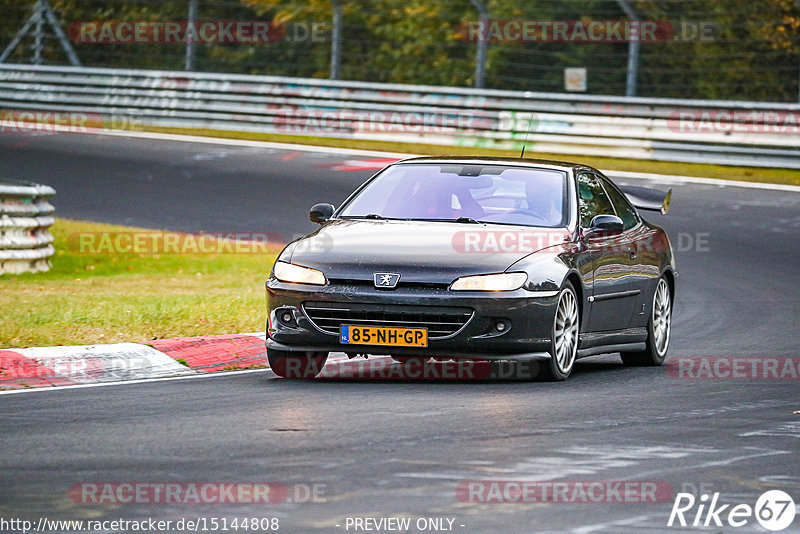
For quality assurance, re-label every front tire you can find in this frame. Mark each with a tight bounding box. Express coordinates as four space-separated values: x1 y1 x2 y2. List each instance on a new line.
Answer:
621 277 672 366
268 349 328 378
543 281 580 381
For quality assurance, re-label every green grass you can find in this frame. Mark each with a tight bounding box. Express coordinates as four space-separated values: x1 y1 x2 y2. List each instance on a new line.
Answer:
143 125 800 186
0 219 277 349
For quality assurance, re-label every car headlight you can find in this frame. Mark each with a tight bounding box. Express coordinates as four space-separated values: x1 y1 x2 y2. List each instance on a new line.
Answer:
450 272 527 291
273 261 327 285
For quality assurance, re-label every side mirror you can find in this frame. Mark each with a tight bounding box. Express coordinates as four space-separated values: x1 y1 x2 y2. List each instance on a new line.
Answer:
585 214 624 237
309 203 335 224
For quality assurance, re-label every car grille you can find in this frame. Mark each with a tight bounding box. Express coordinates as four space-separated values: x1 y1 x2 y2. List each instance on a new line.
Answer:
302 301 474 339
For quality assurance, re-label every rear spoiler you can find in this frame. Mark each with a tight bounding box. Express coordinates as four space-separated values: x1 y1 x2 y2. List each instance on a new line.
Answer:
619 185 672 215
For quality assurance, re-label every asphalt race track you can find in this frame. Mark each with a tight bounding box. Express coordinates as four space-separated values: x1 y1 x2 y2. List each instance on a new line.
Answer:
1 131 799 533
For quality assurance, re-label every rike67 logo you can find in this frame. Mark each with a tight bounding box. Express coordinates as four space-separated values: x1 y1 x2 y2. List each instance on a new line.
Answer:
668 490 796 531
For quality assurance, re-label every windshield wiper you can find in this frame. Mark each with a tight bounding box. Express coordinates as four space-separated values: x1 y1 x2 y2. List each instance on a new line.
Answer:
341 214 391 220
414 217 483 224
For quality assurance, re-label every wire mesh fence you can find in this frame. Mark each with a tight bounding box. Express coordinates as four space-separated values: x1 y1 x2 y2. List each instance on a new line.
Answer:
1 0 799 102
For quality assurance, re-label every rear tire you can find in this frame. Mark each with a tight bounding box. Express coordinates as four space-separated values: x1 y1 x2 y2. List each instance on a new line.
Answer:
621 277 671 366
268 349 328 378
542 281 580 381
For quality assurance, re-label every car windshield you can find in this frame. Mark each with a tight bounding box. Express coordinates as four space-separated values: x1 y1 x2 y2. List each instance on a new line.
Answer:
337 163 568 227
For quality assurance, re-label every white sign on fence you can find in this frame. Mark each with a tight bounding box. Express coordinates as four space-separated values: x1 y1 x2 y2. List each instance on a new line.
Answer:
564 67 587 92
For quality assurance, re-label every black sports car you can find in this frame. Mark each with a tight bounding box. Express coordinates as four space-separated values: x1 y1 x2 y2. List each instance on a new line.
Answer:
265 157 675 380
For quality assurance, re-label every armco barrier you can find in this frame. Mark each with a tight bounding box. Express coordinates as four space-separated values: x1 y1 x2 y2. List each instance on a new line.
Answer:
1 64 800 168
0 179 56 274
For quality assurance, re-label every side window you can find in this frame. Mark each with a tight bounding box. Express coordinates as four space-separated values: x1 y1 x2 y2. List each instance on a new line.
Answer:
600 177 639 230
577 172 615 228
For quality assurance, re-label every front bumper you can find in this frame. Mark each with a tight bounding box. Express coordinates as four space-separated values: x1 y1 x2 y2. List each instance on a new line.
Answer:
266 278 558 358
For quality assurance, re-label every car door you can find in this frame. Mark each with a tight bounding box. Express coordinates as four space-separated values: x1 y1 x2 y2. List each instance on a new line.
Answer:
598 175 661 329
577 172 640 332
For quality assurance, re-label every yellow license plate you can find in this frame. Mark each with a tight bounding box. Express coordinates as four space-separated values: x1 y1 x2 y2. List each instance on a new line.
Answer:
339 325 428 347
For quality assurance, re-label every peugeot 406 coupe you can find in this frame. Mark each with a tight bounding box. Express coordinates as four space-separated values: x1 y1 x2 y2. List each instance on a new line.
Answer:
265 157 675 380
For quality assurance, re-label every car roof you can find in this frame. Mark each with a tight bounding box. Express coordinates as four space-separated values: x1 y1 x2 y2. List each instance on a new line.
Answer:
393 156 597 174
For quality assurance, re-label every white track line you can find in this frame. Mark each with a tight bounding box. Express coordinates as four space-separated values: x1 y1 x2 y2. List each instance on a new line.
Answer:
99 129 414 159
0 354 372 396
607 169 800 192
92 129 800 192
0 367 272 396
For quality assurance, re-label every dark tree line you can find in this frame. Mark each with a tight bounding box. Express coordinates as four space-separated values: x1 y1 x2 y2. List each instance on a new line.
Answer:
1 0 799 101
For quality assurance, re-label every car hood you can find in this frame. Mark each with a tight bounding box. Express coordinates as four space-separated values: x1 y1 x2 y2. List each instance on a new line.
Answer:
283 219 570 284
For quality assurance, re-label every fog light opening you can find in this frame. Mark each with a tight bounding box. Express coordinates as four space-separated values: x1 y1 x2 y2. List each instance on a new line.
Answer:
277 309 297 326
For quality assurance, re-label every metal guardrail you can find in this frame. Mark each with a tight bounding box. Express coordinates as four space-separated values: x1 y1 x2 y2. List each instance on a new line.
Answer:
0 179 55 275
1 64 800 168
